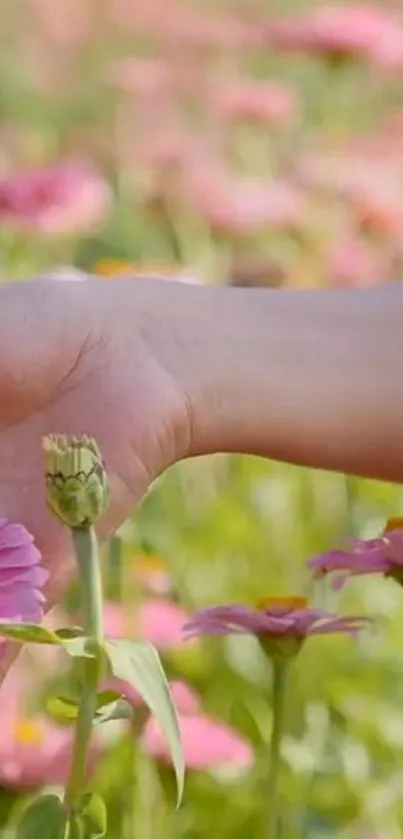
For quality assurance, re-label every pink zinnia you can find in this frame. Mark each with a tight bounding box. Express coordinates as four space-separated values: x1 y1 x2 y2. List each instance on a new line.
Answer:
103 598 195 650
0 664 99 790
0 520 48 643
184 166 306 234
0 159 111 236
212 80 299 128
183 596 368 659
142 713 253 771
104 676 201 717
266 5 403 63
309 517 403 589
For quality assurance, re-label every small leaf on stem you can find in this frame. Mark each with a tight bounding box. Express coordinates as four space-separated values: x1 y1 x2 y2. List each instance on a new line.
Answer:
78 792 107 838
0 623 61 645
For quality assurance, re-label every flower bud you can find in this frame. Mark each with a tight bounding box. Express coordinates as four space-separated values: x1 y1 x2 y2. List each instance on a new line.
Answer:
43 434 110 528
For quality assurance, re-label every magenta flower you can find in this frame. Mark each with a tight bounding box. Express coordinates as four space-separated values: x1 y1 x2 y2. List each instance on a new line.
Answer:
0 519 48 636
309 518 403 589
183 597 368 660
0 159 111 236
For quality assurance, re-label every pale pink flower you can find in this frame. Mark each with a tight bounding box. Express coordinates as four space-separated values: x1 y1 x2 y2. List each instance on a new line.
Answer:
309 518 403 589
266 5 403 63
109 58 174 99
142 712 253 770
0 664 100 790
0 160 111 236
104 676 201 716
184 167 307 234
132 555 172 596
0 519 48 652
27 0 93 47
103 599 194 650
328 235 386 287
183 597 368 642
211 80 299 128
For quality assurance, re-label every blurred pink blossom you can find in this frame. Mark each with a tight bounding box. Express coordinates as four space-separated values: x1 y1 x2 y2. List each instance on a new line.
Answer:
265 5 403 63
27 0 93 47
297 150 403 238
211 80 299 128
109 58 174 101
143 712 253 770
0 160 111 236
184 166 307 234
105 676 201 716
103 599 193 650
0 665 99 790
328 235 386 287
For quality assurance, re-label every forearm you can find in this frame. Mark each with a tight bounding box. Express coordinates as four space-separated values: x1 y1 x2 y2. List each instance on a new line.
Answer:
179 283 403 482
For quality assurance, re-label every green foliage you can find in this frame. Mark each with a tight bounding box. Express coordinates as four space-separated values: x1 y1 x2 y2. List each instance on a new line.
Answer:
68 793 107 839
46 690 129 725
106 638 185 804
16 795 67 839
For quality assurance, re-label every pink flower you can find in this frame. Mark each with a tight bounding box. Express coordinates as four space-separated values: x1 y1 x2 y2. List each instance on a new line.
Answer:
103 599 194 650
132 554 172 596
183 596 368 649
328 235 386 288
212 80 299 128
309 518 403 589
109 58 174 99
184 167 306 234
0 160 111 236
0 666 99 790
0 520 48 647
266 5 403 63
104 676 201 716
142 712 253 771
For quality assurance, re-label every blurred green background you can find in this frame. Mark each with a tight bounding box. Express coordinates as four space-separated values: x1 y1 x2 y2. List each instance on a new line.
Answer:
2 1 403 837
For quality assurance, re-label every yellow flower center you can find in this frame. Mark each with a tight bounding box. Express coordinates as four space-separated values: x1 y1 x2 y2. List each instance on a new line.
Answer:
133 554 166 574
14 719 44 746
383 516 403 534
93 259 136 277
93 259 181 279
257 595 308 612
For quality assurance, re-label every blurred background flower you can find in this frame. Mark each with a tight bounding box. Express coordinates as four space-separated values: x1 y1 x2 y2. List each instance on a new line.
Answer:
1 1 403 837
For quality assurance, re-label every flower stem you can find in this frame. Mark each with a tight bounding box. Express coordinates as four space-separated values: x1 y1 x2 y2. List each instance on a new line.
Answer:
266 662 288 839
64 525 104 811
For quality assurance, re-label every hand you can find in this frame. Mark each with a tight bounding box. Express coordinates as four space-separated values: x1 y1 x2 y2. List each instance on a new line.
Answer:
0 275 193 674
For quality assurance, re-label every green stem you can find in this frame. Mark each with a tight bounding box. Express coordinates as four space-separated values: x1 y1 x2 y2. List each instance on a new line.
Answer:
266 662 288 839
64 525 104 811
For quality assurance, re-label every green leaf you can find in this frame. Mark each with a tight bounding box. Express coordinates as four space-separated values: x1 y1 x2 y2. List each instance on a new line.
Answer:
46 690 124 725
95 689 122 709
46 696 81 724
16 794 67 839
95 698 133 724
60 636 95 658
55 626 84 640
78 792 107 838
0 623 61 645
67 816 84 839
106 639 184 804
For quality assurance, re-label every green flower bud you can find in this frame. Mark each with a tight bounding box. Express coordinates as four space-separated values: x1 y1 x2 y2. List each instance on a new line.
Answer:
43 434 110 528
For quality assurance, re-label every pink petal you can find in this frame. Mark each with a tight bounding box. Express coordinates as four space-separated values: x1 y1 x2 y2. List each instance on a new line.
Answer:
142 713 253 770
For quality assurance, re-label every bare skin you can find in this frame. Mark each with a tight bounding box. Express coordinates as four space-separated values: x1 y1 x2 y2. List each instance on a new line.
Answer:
0 274 402 676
